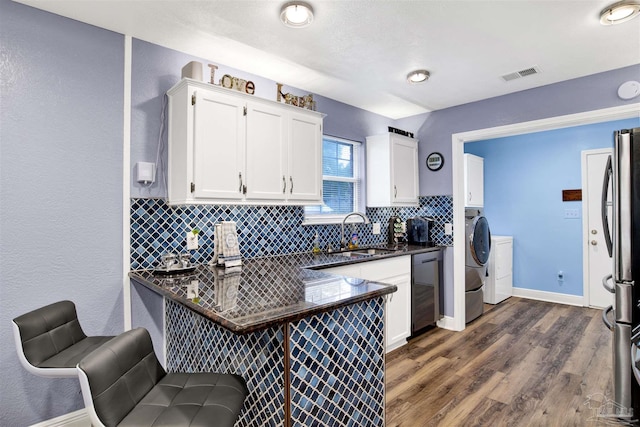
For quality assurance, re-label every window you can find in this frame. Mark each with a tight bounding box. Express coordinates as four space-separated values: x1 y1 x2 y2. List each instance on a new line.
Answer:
304 136 363 224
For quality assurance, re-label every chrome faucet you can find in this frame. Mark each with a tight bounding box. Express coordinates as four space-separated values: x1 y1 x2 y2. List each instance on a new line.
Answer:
341 212 370 249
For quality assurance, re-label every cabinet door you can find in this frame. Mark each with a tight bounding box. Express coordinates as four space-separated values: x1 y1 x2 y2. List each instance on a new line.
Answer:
193 90 245 200
385 274 411 352
245 102 287 201
464 154 484 207
288 112 322 202
391 136 419 205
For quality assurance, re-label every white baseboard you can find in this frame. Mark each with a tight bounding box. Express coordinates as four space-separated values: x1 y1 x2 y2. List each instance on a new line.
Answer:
512 287 585 307
29 409 89 427
437 315 461 331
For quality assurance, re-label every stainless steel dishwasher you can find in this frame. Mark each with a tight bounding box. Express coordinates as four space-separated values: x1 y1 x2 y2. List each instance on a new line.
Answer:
411 249 443 335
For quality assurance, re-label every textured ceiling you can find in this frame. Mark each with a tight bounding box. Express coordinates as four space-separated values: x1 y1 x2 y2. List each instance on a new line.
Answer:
14 0 640 119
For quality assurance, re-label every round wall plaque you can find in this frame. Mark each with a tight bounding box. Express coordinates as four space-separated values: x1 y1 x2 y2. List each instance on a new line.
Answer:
426 152 444 171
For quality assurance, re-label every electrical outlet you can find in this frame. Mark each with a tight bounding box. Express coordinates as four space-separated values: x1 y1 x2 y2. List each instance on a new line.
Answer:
444 223 453 236
186 231 198 250
372 223 381 235
564 209 580 219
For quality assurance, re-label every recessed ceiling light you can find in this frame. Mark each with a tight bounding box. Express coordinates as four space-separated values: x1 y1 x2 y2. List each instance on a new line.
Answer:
600 0 640 25
280 1 314 28
407 70 430 84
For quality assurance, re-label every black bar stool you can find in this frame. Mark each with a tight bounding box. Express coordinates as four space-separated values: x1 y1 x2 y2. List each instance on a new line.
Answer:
12 300 114 378
77 327 249 427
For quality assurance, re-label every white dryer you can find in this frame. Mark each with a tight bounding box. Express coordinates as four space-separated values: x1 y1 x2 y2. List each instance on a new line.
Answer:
465 208 491 323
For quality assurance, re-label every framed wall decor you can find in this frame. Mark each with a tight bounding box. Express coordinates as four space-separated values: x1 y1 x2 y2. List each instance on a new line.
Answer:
426 152 444 171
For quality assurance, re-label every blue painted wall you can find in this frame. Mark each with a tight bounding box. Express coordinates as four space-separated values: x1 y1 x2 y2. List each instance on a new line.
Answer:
0 1 124 426
465 118 640 296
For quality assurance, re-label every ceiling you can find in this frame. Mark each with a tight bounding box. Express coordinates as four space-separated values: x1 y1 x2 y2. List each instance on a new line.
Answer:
14 0 640 119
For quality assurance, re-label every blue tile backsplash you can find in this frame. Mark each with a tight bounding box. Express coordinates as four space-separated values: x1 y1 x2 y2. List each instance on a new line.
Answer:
130 196 452 269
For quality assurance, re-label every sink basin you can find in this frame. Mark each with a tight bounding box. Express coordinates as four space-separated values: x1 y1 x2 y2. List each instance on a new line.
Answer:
352 248 396 256
331 247 401 258
332 251 369 258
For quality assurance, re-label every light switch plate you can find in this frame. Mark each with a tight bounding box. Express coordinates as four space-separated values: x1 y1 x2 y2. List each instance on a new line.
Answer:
444 223 453 235
372 223 381 235
186 231 199 250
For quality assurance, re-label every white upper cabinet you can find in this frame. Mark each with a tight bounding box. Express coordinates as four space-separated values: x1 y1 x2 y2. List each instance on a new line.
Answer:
464 153 484 207
192 89 246 201
366 133 419 207
245 101 287 201
167 79 323 205
288 111 323 202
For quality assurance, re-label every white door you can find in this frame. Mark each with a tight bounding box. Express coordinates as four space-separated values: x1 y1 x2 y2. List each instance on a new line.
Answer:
391 135 419 204
288 112 322 202
245 101 287 201
582 148 613 308
464 154 484 207
193 90 245 200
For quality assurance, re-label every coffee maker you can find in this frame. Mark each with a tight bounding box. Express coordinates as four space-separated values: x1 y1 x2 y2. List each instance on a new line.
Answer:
406 217 434 246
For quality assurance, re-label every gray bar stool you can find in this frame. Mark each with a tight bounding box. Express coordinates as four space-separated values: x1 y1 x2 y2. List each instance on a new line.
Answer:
12 300 114 378
77 327 249 427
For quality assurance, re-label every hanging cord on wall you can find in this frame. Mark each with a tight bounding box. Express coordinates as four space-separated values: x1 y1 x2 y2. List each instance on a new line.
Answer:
155 93 169 196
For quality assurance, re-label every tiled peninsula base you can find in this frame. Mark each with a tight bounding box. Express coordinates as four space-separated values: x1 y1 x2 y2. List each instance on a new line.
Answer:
165 298 386 427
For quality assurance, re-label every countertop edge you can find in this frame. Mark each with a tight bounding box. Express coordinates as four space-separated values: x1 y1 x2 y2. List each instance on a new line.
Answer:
130 273 396 334
130 245 441 334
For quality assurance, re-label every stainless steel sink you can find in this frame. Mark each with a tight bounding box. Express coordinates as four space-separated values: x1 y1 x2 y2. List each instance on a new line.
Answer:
352 248 396 256
332 251 369 258
331 247 400 258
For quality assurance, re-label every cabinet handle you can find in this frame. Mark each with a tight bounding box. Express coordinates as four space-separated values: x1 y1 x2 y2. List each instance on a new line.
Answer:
468 192 472 201
239 173 243 193
290 176 293 194
282 176 286 194
394 185 397 198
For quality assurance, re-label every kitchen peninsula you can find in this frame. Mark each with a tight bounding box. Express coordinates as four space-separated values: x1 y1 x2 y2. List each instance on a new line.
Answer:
130 252 398 427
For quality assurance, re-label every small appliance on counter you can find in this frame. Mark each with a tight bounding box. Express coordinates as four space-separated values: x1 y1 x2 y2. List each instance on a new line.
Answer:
387 216 406 245
406 217 434 247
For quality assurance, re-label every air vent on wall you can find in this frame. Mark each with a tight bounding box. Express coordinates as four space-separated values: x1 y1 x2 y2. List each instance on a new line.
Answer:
501 66 541 82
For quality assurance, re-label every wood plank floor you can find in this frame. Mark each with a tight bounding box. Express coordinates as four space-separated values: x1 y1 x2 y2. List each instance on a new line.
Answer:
385 297 616 426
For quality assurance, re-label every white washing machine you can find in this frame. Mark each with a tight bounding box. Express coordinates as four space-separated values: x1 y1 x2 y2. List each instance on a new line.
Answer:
465 208 491 323
484 236 513 304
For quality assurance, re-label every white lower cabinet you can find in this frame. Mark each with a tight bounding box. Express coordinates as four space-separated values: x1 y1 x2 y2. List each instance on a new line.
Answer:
321 256 411 353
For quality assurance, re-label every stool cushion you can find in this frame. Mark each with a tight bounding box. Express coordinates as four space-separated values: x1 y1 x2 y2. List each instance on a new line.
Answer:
118 372 248 427
38 336 113 368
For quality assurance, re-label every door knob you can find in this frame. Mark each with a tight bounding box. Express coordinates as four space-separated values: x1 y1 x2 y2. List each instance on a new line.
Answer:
591 240 598 245
591 229 598 234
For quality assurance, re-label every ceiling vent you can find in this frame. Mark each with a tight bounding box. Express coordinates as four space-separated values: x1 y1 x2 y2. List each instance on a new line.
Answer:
501 66 541 82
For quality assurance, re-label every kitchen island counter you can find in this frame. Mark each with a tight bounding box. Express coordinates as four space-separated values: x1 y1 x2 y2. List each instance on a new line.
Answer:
129 251 400 334
129 249 431 427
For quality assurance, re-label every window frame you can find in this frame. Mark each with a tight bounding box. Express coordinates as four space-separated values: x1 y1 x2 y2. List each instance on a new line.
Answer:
303 135 364 225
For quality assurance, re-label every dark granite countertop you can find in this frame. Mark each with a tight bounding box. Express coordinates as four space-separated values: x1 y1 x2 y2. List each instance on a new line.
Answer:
129 245 443 334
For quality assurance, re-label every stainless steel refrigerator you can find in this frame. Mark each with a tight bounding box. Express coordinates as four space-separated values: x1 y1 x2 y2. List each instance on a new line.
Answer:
602 127 640 421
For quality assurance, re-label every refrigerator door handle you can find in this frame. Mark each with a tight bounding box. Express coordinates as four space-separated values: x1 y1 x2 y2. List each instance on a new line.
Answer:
603 305 614 331
601 154 613 258
614 130 633 282
602 274 615 293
